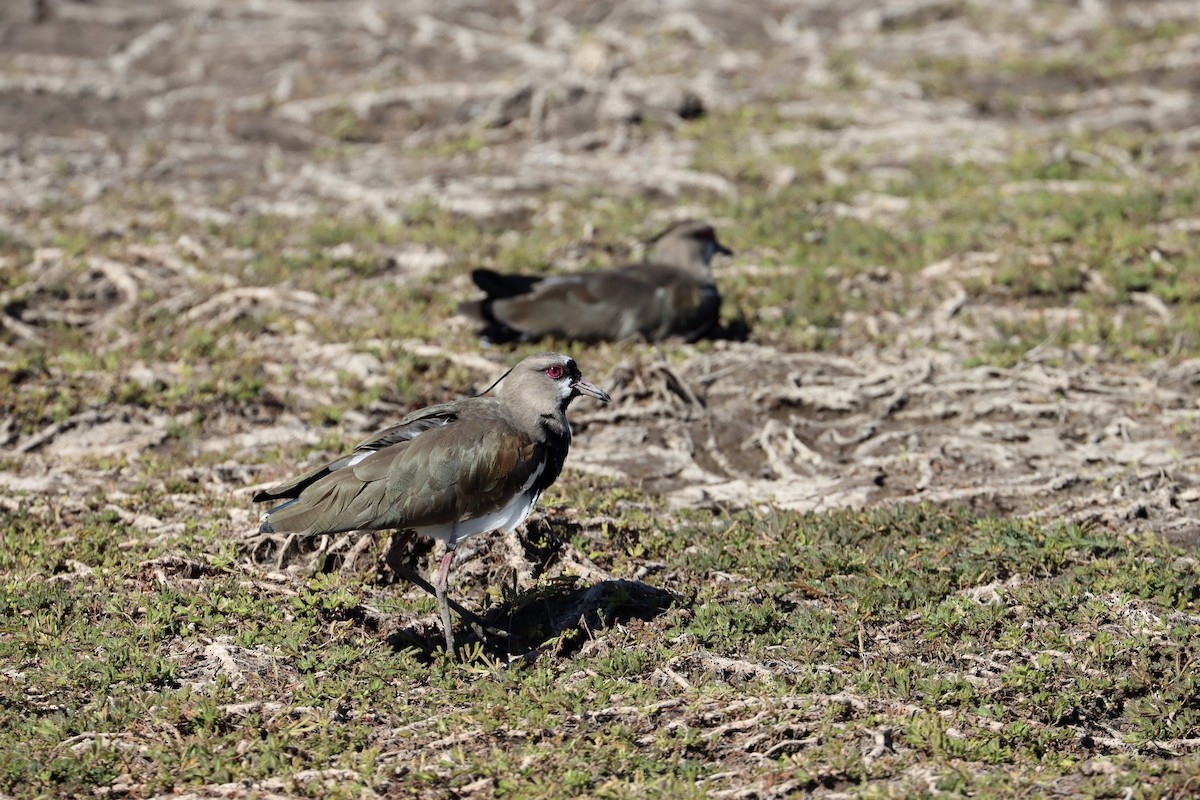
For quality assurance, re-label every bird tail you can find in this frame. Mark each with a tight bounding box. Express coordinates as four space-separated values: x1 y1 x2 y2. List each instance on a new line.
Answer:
257 497 302 533
256 475 368 536
458 269 537 343
470 268 542 299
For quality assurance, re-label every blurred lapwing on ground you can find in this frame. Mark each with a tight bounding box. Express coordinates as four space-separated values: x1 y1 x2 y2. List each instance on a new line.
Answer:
460 220 733 344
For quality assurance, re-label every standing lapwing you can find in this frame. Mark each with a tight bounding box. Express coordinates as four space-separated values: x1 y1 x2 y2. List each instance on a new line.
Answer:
460 220 733 343
253 352 610 656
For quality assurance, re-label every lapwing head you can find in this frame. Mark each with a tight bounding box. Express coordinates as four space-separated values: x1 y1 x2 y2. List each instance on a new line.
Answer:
493 352 611 416
648 220 734 271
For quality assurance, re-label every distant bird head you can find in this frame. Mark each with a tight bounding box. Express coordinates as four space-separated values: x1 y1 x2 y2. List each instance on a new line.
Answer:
648 220 733 273
493 352 611 414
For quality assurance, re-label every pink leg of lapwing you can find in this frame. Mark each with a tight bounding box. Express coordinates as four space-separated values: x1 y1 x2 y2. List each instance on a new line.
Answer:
386 534 494 642
434 546 457 656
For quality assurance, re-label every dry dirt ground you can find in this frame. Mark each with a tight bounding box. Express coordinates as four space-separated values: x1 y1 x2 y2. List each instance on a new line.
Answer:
3 0 1199 540
3 0 1200 796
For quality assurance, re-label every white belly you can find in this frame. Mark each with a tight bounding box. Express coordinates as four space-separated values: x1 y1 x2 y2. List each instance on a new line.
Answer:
415 489 539 546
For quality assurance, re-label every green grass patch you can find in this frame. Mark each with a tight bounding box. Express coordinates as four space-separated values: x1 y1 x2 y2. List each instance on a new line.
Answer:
2 497 1197 797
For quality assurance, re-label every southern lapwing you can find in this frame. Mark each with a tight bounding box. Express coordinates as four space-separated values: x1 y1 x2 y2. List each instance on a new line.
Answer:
460 220 733 343
253 352 610 655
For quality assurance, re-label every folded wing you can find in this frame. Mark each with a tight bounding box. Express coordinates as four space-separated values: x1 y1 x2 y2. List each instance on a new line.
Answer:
257 410 543 536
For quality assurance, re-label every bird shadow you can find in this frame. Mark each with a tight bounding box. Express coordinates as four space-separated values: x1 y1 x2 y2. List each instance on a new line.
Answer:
385 577 676 662
238 526 676 663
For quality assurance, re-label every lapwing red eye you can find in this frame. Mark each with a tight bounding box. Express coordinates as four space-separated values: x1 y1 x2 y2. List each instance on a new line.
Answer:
545 365 565 379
